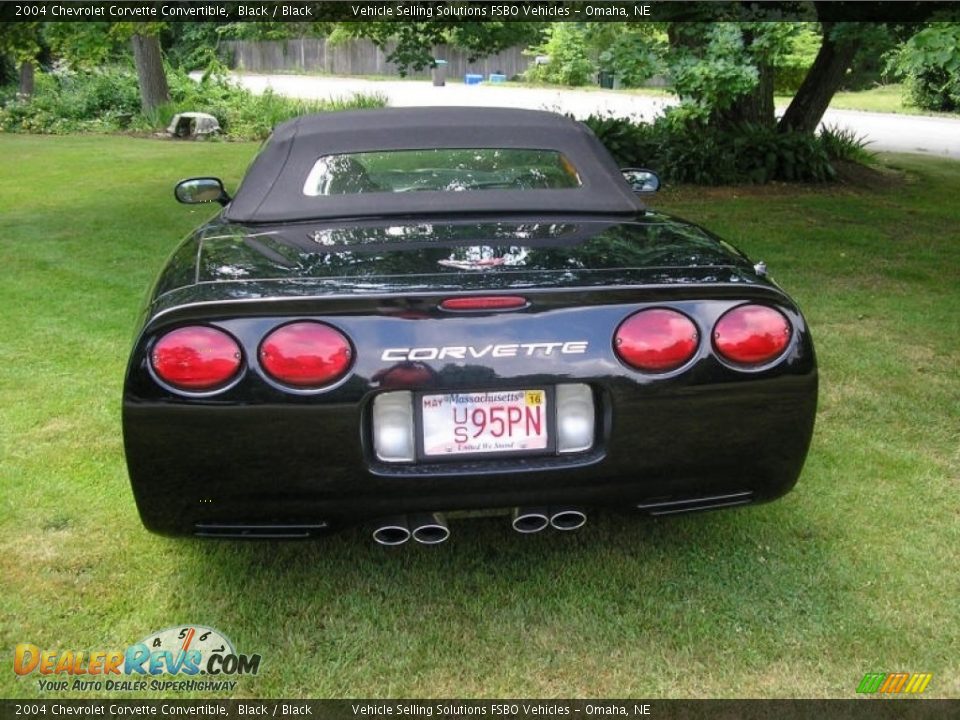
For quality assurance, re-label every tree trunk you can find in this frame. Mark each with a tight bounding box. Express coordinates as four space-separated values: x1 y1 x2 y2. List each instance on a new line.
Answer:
131 33 170 114
778 22 862 134
18 60 34 97
666 23 697 51
720 27 776 128
717 60 776 127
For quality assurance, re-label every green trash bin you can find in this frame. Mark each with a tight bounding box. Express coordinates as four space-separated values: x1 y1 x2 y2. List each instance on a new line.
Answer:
598 71 615 89
432 60 448 87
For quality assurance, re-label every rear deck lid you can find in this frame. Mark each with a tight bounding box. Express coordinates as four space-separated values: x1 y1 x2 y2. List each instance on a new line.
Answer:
196 217 755 287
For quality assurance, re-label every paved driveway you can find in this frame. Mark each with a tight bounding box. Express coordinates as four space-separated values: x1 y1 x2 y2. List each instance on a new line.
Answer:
227 73 960 159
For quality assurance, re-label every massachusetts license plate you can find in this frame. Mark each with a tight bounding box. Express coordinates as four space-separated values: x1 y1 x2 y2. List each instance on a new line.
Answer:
421 390 548 457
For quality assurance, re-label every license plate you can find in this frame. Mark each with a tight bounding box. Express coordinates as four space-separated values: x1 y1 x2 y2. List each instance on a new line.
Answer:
421 389 548 457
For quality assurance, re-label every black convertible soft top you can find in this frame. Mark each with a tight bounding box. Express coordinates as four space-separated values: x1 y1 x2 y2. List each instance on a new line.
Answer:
224 107 645 223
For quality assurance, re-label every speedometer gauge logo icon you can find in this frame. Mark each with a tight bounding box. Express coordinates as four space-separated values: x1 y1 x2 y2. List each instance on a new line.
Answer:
139 625 236 658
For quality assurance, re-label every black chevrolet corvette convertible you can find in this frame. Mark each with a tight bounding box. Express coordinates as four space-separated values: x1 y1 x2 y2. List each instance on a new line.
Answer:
123 108 817 543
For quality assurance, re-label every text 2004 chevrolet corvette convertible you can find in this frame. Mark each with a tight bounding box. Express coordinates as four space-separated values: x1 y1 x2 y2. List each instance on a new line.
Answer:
123 108 817 543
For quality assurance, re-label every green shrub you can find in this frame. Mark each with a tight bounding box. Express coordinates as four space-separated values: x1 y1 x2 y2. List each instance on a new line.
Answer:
581 113 657 165
0 64 389 139
0 67 140 134
889 24 960 112
597 34 664 88
819 124 875 164
581 114 837 185
525 25 596 87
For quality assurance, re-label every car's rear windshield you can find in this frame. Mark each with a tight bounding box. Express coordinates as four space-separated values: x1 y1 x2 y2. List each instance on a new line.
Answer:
302 148 582 196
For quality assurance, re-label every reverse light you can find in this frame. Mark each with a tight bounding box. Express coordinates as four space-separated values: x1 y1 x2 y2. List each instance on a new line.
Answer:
614 308 699 372
440 296 527 311
373 391 415 462
151 326 242 392
556 383 595 454
259 322 352 388
713 305 791 365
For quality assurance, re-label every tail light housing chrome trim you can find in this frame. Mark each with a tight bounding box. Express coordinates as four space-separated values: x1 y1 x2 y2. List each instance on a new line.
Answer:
713 304 792 366
259 321 354 389
614 308 700 373
150 325 243 393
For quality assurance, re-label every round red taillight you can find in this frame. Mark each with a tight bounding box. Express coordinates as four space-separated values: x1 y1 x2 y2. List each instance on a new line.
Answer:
259 322 352 388
614 308 699 372
151 326 242 391
713 304 791 365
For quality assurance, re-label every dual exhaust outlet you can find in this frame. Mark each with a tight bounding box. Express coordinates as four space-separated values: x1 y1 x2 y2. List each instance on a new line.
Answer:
371 507 586 545
512 507 586 533
372 513 450 546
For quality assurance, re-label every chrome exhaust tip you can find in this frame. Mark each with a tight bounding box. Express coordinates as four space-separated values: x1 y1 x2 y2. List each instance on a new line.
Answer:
511 507 550 534
549 508 587 531
372 516 411 546
410 513 450 545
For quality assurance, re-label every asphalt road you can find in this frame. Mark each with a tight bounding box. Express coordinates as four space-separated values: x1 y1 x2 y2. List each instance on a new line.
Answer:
227 72 960 159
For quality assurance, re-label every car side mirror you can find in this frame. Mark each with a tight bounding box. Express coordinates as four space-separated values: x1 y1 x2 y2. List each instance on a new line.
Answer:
175 177 230 206
621 168 661 193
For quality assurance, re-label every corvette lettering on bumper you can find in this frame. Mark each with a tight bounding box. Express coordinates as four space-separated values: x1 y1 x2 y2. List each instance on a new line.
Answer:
381 342 589 362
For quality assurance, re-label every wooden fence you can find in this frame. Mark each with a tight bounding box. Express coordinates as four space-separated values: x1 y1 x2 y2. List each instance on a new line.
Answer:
222 39 532 80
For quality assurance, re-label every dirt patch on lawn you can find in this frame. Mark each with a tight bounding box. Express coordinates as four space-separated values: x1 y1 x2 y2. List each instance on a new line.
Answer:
832 160 908 190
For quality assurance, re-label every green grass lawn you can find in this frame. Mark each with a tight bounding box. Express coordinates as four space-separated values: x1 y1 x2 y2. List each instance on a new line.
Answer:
1 136 957 699
822 84 914 114
775 83 944 116
773 86 895 114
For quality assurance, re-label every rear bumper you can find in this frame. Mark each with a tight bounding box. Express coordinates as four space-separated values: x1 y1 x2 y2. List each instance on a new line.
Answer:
123 371 817 537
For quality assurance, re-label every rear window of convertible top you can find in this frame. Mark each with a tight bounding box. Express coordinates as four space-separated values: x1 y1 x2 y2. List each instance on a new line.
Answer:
302 148 582 196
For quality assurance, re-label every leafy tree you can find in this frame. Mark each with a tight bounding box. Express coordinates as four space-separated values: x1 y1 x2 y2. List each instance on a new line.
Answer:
164 23 228 70
43 23 126 66
773 23 821 93
667 23 762 125
778 2 941 132
661 18 895 133
129 32 170 113
595 25 666 88
100 23 169 114
889 23 960 111
525 24 595 86
44 22 169 113
0 22 43 95
778 21 863 133
841 23 906 90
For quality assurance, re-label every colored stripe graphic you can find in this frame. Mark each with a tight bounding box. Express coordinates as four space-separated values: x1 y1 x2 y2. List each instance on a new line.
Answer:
904 673 933 693
880 672 909 693
857 672 932 694
857 673 886 693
